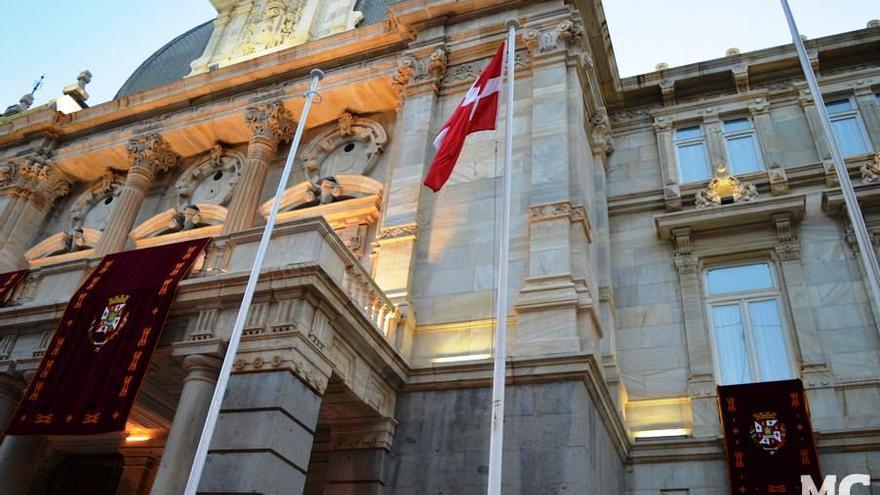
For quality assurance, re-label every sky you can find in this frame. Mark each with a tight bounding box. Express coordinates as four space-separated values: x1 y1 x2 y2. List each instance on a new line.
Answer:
0 1 878 109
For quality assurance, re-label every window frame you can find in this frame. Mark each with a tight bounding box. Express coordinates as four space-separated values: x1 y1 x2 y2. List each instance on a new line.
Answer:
720 116 764 175
825 96 872 156
703 261 797 386
673 124 712 183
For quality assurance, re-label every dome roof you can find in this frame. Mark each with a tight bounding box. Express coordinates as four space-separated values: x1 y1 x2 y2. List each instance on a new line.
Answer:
115 0 396 99
116 20 215 98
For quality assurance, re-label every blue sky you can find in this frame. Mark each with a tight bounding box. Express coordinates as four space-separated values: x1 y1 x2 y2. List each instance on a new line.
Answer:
0 1 877 109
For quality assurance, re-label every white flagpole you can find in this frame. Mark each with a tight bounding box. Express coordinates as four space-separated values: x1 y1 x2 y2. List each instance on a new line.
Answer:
780 0 880 320
183 68 324 495
487 20 517 495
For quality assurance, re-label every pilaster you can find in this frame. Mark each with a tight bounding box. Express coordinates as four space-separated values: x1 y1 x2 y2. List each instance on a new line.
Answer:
223 100 295 234
653 116 682 211
0 143 71 270
854 83 880 148
96 133 178 255
749 97 789 195
798 89 835 185
373 39 447 325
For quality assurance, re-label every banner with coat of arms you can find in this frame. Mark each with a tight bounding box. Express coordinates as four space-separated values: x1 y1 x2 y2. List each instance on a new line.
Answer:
5 239 209 435
718 379 821 494
0 269 27 302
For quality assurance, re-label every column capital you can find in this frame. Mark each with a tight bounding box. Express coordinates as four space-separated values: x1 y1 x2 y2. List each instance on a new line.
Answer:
244 100 296 145
0 153 71 209
522 19 582 58
392 47 447 98
126 133 178 186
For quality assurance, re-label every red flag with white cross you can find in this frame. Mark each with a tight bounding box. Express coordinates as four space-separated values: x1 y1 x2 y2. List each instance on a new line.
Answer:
423 41 505 191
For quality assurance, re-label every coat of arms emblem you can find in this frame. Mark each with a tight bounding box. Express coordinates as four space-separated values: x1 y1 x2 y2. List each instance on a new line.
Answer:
750 411 787 454
89 294 130 349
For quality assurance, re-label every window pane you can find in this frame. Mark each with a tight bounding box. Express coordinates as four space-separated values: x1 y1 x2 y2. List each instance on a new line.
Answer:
725 135 762 174
707 263 773 295
677 143 710 182
723 118 751 133
831 116 869 156
826 99 853 114
712 304 752 385
748 300 793 382
675 126 703 140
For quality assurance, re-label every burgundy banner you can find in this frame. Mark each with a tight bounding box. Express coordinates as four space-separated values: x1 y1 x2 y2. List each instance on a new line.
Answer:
6 239 209 435
718 379 821 494
0 269 27 302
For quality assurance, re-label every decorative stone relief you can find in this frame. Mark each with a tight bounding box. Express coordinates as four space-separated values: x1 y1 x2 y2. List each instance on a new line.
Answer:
590 109 615 156
70 172 125 231
522 20 582 56
393 48 448 88
694 165 758 208
0 151 71 209
772 213 801 261
188 0 363 76
244 101 296 144
376 223 418 241
671 228 697 275
300 112 387 182
861 152 880 183
127 134 178 177
175 144 245 209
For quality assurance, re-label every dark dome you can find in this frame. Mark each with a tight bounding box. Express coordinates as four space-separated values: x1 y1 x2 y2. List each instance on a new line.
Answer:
116 20 215 98
115 1 396 99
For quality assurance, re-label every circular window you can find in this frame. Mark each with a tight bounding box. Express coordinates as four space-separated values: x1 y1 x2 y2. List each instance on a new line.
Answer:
103 196 114 205
343 143 355 153
213 171 224 181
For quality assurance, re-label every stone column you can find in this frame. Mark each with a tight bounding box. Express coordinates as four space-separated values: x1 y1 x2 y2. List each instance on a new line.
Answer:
0 146 71 270
149 340 223 495
372 41 446 337
514 21 588 356
222 101 295 234
0 368 46 495
197 336 331 495
96 134 178 256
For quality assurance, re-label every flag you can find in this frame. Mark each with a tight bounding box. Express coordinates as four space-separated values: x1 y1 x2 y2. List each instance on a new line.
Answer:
424 42 506 192
718 379 821 494
6 239 209 435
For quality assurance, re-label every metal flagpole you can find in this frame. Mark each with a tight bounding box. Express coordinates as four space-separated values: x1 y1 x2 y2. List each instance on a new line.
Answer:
780 0 880 321
487 20 517 495
183 68 325 495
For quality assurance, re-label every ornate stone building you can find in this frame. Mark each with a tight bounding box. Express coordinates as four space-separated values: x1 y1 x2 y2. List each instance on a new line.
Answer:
0 0 878 493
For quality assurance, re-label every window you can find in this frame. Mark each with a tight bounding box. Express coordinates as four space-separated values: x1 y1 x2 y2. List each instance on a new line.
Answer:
826 98 870 156
722 118 763 175
674 125 711 183
705 262 794 385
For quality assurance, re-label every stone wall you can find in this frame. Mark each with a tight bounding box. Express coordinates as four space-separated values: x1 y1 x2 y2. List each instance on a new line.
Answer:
386 381 625 494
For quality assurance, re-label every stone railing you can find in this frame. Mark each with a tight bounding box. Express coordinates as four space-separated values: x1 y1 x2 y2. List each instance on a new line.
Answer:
341 264 402 342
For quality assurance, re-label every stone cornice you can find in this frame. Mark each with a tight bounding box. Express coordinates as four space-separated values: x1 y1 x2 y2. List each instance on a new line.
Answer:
654 194 807 240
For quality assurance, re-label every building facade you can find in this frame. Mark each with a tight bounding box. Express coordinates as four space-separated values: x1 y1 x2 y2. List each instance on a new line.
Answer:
0 0 878 493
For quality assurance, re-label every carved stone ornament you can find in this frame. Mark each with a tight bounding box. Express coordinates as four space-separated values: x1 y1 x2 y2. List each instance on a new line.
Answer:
590 110 615 155
69 172 126 230
861 151 880 183
188 0 363 76
522 20 582 56
377 223 418 241
174 144 245 209
0 150 71 208
694 165 759 208
393 48 448 87
127 134 178 176
300 113 387 182
244 101 296 144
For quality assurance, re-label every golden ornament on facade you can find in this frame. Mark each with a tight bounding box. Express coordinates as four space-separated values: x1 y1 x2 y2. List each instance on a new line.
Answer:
694 165 758 208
